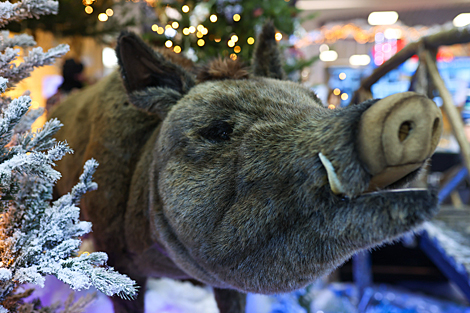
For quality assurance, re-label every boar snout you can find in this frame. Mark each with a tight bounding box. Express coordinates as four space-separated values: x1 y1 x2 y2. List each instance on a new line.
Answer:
357 92 442 190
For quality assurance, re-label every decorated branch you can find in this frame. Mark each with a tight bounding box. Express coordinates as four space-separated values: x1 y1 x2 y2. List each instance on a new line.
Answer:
0 0 137 311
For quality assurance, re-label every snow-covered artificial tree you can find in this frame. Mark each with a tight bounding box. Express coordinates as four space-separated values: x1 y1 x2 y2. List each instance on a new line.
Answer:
0 0 137 311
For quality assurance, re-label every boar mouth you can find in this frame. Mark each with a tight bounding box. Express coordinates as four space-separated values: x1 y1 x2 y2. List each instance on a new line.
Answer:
319 152 426 196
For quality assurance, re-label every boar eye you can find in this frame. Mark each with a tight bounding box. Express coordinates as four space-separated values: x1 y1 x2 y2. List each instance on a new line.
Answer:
199 121 233 143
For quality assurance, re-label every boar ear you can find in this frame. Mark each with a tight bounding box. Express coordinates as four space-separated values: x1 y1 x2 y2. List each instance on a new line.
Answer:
252 21 286 80
115 31 195 118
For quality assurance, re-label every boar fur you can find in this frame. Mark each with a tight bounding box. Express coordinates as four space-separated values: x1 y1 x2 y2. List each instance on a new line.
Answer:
50 22 439 313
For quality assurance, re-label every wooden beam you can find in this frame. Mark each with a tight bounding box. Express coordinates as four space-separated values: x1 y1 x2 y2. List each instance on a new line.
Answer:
423 50 470 173
423 26 470 49
352 26 470 104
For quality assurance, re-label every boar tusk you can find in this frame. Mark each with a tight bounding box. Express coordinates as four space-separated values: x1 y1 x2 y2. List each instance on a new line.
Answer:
319 152 345 195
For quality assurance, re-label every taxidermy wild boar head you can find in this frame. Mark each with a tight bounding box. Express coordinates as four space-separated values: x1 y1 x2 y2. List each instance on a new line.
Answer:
114 22 442 295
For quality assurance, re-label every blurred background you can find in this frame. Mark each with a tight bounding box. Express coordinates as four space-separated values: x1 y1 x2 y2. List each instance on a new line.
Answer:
9 0 470 312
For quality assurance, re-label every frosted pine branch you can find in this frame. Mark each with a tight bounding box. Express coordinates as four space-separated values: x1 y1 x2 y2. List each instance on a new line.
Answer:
0 0 58 28
0 142 71 186
13 107 44 134
14 118 62 153
0 31 36 51
0 77 7 93
49 253 138 299
24 45 69 68
71 159 98 206
0 48 20 76
0 45 69 87
0 0 139 308
0 269 12 282
90 265 138 300
5 160 137 301
0 95 31 148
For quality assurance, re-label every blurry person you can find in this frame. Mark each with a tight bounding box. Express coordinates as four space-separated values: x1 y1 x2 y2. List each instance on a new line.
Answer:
46 58 85 112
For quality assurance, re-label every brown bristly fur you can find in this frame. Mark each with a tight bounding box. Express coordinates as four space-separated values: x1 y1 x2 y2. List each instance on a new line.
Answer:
197 58 249 82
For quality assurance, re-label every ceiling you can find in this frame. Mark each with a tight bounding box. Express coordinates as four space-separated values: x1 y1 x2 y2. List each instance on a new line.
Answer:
297 0 470 28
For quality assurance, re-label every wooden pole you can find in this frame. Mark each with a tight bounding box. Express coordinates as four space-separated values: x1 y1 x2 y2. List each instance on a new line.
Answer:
352 26 470 104
423 50 470 173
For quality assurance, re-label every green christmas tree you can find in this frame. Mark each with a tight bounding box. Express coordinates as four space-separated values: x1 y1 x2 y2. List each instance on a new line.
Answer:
9 0 317 81
143 0 299 62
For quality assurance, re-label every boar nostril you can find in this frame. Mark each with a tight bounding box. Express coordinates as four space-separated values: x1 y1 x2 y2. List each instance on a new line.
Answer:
398 121 413 142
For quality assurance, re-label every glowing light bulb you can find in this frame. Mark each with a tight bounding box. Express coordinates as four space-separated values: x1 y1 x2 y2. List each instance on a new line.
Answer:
98 13 108 22
85 6 93 14
174 46 182 53
228 40 235 48
233 14 240 22
231 35 238 42
275 32 283 41
234 46 241 53
349 55 371 66
368 11 399 26
102 47 118 68
106 8 114 16
333 88 341 96
172 21 179 29
165 40 173 48
384 28 402 39
182 5 189 13
453 13 470 27
210 14 217 22
151 24 158 32
341 93 349 101
197 39 205 46
247 37 255 45
182 28 190 35
319 50 338 62
188 26 196 33
230 53 237 60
